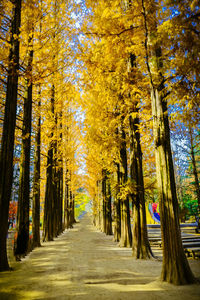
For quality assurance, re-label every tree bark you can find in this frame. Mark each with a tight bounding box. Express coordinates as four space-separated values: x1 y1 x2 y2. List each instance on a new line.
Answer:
32 87 41 249
102 170 112 235
106 177 113 235
57 111 64 234
129 111 153 259
102 169 107 233
43 85 55 242
15 30 34 258
64 180 70 229
142 0 195 284
0 0 22 271
119 123 132 247
127 50 153 258
114 163 121 242
152 89 195 284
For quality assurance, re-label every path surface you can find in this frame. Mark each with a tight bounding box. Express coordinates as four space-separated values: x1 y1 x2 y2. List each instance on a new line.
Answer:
0 214 200 300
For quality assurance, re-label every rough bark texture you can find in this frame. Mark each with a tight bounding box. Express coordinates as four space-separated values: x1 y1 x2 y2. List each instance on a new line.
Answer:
32 88 41 249
102 170 107 233
114 163 121 242
127 45 153 258
93 181 99 227
15 32 33 258
142 0 195 284
57 165 64 234
43 86 55 242
152 89 195 284
106 178 113 235
64 181 70 228
102 170 112 235
119 124 132 247
64 168 75 229
43 145 54 241
69 190 74 227
129 112 153 259
57 112 64 234
0 0 22 271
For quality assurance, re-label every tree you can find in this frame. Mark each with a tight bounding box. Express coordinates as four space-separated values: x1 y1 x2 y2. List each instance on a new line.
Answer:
119 118 132 247
32 86 41 248
43 86 56 241
102 169 112 235
15 15 34 258
0 0 22 271
141 0 195 284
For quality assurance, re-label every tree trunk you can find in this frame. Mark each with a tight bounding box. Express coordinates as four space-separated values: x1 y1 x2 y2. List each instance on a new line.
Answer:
69 190 74 228
0 0 22 271
32 87 41 249
57 111 64 233
129 112 153 259
43 146 54 241
102 170 112 235
57 165 63 234
52 112 58 238
106 177 113 235
114 163 121 242
43 86 55 242
15 31 33 258
64 181 70 229
152 89 195 284
93 181 99 227
119 124 132 247
142 0 195 284
102 169 107 233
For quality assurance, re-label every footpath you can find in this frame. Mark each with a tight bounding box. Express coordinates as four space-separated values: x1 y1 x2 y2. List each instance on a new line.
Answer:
0 214 200 300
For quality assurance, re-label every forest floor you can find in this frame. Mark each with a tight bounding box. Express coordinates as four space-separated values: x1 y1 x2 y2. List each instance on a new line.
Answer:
0 214 200 300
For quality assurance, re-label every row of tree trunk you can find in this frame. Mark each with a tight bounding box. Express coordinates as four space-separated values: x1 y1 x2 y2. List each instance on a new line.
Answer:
0 0 76 269
92 0 196 285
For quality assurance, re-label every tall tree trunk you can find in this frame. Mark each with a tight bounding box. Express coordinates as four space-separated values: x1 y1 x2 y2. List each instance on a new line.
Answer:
93 181 99 227
0 0 22 271
72 193 76 224
32 87 41 249
15 31 34 258
114 163 121 242
127 50 153 258
64 180 70 229
142 0 195 284
52 112 58 237
96 180 102 230
102 169 107 233
57 111 64 234
43 146 54 241
119 123 132 247
129 111 153 259
43 85 55 242
57 165 63 234
102 170 112 235
152 88 195 284
106 177 113 235
69 190 74 228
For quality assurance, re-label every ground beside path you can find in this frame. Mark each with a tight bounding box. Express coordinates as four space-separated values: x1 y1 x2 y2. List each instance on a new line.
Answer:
0 215 200 300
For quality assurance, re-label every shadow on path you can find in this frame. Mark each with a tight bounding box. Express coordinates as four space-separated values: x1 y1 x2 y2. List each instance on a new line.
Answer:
0 214 200 300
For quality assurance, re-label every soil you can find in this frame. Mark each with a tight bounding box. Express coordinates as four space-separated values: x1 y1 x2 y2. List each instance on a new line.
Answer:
0 214 200 300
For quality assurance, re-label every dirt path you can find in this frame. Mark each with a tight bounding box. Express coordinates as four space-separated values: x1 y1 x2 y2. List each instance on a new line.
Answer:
0 214 200 300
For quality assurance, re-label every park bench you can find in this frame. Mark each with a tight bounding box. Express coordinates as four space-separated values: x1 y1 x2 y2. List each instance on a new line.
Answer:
182 241 200 248
184 247 200 259
157 239 200 248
